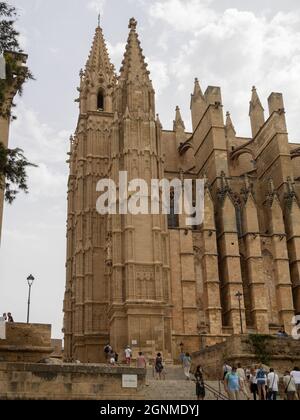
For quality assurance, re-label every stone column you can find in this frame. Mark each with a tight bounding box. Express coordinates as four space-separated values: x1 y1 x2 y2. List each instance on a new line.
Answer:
268 194 295 333
242 192 269 333
201 186 223 335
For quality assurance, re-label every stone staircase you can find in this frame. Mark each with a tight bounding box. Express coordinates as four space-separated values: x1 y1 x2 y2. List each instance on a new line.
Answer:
144 365 229 401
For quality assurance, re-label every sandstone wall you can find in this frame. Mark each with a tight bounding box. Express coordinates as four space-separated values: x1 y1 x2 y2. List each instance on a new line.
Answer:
0 323 53 362
0 363 146 400
192 335 300 380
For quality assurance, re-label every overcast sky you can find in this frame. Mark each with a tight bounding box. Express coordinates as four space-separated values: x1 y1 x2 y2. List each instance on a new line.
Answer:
1 0 300 339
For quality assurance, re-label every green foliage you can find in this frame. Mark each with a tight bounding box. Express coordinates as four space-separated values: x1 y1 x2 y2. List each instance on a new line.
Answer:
0 141 37 203
248 334 275 365
0 2 34 118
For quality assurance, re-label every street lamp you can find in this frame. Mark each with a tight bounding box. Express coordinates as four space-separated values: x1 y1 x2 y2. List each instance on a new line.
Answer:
235 291 244 335
26 275 35 324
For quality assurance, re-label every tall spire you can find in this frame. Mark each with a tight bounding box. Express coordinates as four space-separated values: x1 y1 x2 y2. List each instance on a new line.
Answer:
77 24 116 113
119 18 152 86
85 25 116 82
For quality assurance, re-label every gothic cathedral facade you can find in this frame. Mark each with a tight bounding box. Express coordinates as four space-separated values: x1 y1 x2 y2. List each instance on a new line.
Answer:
63 19 300 363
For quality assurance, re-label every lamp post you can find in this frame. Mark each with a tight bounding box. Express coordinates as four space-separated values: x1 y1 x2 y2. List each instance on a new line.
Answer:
26 275 34 324
235 291 244 335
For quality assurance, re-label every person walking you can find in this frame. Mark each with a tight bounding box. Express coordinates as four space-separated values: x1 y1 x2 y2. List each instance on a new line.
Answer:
283 371 297 400
256 364 267 400
267 368 279 401
182 353 192 380
249 366 258 401
237 363 250 400
290 367 300 400
155 353 164 380
225 367 241 400
136 352 147 369
194 366 206 401
223 361 232 380
124 346 132 365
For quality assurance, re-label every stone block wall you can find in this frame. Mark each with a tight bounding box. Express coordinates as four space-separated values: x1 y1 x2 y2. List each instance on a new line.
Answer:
0 363 146 400
192 335 300 380
0 323 53 362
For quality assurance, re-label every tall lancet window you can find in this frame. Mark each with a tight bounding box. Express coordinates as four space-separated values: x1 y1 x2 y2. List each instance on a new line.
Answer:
168 189 179 229
97 89 104 111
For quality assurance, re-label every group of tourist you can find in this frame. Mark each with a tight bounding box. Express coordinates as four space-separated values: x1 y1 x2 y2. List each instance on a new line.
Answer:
0 312 14 323
104 344 143 367
223 362 300 400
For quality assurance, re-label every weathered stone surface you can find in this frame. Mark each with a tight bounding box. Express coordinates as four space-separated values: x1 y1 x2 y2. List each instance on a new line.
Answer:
0 323 53 363
0 363 146 400
192 336 300 380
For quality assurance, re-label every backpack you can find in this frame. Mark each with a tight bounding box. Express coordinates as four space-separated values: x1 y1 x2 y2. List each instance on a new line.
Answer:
104 345 110 354
256 369 265 380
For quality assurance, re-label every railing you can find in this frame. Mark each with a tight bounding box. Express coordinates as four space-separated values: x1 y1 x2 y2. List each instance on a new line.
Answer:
205 382 229 401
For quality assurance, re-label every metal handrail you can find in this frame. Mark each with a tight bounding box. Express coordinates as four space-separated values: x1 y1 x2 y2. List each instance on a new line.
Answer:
204 382 229 401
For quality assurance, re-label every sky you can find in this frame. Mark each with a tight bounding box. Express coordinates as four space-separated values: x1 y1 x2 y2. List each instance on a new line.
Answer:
1 0 300 339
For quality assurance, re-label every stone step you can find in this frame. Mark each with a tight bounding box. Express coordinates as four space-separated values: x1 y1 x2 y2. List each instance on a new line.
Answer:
144 379 230 401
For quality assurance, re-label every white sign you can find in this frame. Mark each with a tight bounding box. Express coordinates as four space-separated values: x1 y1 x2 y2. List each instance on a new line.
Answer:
132 340 138 346
0 321 6 340
122 375 138 389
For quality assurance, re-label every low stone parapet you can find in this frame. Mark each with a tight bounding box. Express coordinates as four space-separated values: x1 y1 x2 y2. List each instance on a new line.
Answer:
0 362 146 400
0 323 53 362
192 335 300 380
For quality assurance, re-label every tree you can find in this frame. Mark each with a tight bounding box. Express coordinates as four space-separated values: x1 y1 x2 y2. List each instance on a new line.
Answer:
0 1 36 203
0 142 37 203
0 2 34 114
0 2 20 52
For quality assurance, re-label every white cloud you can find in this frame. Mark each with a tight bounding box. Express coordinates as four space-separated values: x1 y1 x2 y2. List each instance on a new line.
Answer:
147 0 300 139
87 0 107 15
9 102 70 201
147 59 170 96
107 41 126 70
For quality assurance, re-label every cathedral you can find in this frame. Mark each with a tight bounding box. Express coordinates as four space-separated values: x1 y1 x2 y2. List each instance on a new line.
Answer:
63 18 300 363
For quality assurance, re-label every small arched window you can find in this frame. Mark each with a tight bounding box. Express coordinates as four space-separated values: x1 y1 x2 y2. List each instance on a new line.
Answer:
97 90 104 111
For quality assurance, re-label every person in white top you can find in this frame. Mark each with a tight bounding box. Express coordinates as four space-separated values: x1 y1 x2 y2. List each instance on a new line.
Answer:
124 346 132 365
290 367 300 400
267 368 279 401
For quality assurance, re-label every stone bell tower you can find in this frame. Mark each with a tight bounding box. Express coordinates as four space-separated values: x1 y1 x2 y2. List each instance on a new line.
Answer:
63 24 116 362
108 18 173 359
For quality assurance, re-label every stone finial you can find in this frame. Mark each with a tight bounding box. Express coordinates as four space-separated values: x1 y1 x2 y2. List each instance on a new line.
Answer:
129 17 137 30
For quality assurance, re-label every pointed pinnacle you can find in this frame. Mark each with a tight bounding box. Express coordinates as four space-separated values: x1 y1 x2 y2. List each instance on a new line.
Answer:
250 86 264 111
193 78 203 97
174 106 185 129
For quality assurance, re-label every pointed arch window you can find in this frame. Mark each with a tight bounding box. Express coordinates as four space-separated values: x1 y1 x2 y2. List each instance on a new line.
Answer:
97 89 105 111
168 189 179 229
